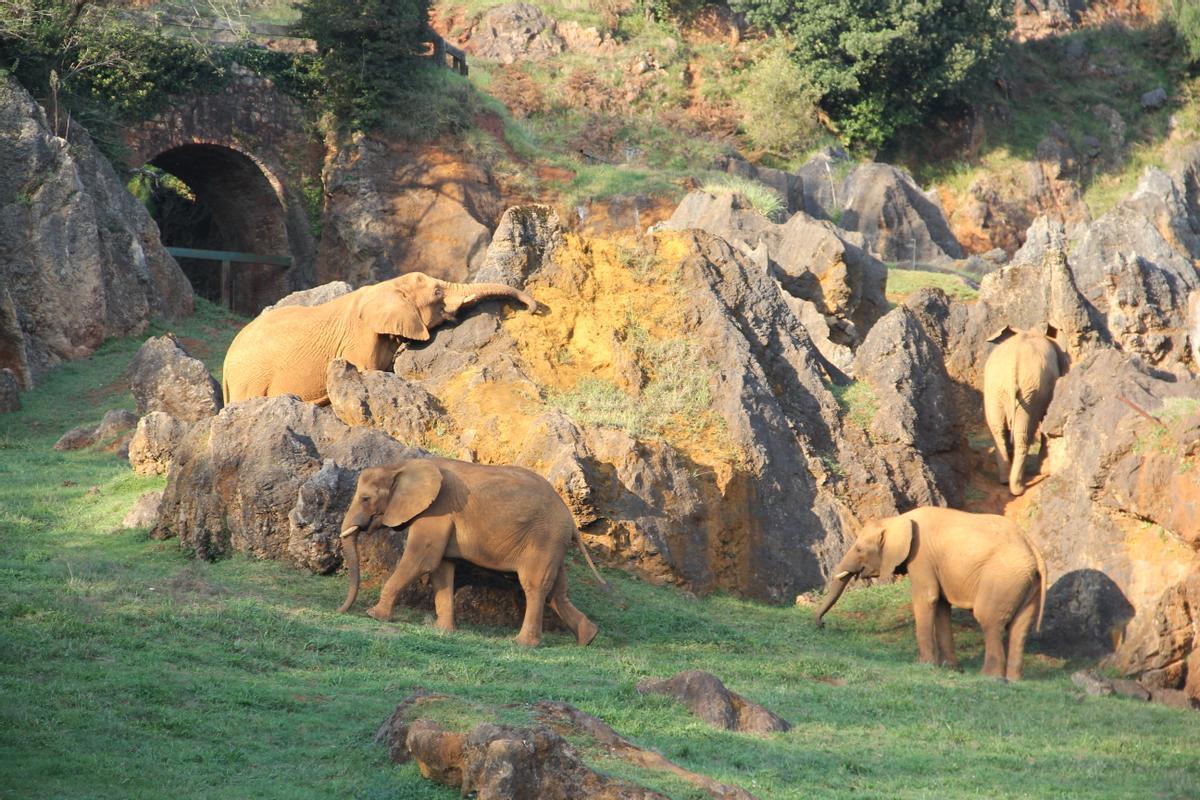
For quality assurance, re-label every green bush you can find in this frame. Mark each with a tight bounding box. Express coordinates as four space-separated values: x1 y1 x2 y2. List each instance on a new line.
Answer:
1168 0 1200 61
291 0 431 130
729 0 1012 150
735 44 824 160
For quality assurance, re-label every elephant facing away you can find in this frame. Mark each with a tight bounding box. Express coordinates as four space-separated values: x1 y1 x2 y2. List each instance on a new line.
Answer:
814 507 1046 681
338 458 605 647
983 324 1067 496
222 272 537 404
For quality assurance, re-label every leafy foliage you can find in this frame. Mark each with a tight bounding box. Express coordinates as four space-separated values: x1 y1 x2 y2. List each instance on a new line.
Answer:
729 0 1013 149
734 43 824 160
1168 0 1200 62
291 0 432 129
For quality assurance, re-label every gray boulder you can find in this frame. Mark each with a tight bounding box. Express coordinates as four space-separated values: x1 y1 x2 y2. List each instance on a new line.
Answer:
837 163 964 263
473 204 564 286
154 395 419 573
472 2 565 65
127 334 222 421
326 358 447 444
264 281 353 312
636 670 791 734
1141 87 1168 111
128 411 189 476
0 75 192 387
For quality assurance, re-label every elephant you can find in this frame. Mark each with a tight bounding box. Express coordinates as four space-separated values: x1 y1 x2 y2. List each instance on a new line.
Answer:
814 506 1046 681
222 272 537 404
338 458 604 647
982 324 1067 496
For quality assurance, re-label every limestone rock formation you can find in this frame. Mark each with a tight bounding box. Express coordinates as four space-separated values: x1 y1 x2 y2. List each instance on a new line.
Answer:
128 411 189 476
121 490 164 530
471 2 565 64
263 281 353 311
376 692 757 799
54 409 138 452
0 75 192 387
326 359 447 444
127 334 222 421
318 137 499 284
635 670 791 734
837 163 964 263
154 396 417 573
474 204 565 286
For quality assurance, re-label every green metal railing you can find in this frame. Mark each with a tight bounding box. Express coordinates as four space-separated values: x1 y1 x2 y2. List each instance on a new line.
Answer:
166 247 292 308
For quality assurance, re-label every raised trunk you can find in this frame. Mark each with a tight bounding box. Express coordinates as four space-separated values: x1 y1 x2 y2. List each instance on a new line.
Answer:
814 574 851 628
447 281 538 311
337 528 361 613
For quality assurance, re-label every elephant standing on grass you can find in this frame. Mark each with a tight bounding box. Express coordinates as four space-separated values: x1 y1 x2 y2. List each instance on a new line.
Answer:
814 507 1046 681
983 324 1067 496
338 458 605 648
222 272 537 404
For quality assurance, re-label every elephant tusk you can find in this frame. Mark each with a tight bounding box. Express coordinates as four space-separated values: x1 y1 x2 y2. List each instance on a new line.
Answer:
835 570 852 580
340 526 360 538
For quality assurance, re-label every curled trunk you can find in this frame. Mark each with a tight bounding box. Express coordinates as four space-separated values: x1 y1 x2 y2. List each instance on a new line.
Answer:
814 574 851 628
447 281 538 311
338 529 361 613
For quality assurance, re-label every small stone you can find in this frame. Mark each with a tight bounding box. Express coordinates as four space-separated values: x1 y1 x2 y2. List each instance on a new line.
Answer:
94 409 138 443
1071 670 1114 696
1109 679 1150 701
1140 87 1168 111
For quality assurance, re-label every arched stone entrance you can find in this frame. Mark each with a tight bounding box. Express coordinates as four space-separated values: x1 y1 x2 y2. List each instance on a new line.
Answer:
144 143 293 315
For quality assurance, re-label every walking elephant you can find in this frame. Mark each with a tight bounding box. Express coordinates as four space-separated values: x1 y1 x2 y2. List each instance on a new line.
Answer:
983 324 1067 496
814 507 1046 681
222 272 538 404
338 458 604 647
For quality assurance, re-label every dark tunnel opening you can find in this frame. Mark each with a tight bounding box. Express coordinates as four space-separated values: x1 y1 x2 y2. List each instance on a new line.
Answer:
138 144 293 316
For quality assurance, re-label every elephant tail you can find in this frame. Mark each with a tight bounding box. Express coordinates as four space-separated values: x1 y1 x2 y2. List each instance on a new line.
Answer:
574 529 611 592
1024 531 1048 632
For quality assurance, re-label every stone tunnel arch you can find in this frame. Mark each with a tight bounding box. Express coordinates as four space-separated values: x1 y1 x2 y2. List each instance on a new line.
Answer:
146 143 293 314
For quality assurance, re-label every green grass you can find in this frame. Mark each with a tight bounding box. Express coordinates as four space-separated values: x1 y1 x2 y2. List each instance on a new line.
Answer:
3 305 1200 798
698 173 786 221
830 381 879 431
886 268 980 303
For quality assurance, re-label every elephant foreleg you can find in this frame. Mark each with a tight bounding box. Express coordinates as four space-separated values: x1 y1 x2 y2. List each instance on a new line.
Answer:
934 599 960 670
430 560 456 633
911 595 939 665
549 568 598 646
369 518 451 622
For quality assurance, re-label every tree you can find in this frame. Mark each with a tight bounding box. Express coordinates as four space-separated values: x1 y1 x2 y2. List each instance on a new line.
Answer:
291 0 432 129
729 0 1012 149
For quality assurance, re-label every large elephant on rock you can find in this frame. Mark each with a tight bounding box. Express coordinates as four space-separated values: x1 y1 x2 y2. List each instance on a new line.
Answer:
338 458 605 648
983 324 1067 496
814 507 1046 681
222 272 537 404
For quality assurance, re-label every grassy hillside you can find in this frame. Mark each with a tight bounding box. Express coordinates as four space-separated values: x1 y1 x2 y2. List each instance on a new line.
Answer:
1 303 1198 798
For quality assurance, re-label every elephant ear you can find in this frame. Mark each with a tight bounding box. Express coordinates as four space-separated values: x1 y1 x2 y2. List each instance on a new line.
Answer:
880 516 915 577
382 460 443 528
986 325 1016 344
358 285 430 341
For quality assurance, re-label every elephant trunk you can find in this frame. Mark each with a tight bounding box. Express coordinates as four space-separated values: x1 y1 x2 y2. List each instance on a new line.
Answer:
814 571 853 628
337 526 361 614
446 281 538 312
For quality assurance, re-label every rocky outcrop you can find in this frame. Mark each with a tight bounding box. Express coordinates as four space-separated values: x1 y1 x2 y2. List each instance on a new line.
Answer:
126 334 222 421
470 3 565 64
128 411 189 476
121 490 164 530
318 138 500 285
326 359 447 443
838 163 964 263
635 670 791 734
154 396 417 573
474 204 565 286
662 191 888 356
0 75 192 387
54 409 138 452
376 693 757 800
263 281 352 311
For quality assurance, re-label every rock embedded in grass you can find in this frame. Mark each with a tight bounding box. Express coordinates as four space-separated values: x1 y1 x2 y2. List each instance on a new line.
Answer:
636 670 791 734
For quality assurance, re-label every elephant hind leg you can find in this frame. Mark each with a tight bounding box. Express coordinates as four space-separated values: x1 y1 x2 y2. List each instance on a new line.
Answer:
985 392 1012 485
1004 589 1040 682
974 606 1009 680
515 560 558 648
1008 407 1033 496
934 599 960 670
549 568 598 647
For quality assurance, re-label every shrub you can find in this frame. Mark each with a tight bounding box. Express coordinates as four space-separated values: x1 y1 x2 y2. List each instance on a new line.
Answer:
291 0 431 130
1168 0 1200 62
699 173 785 220
729 0 1012 150
735 44 824 159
